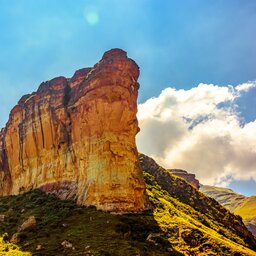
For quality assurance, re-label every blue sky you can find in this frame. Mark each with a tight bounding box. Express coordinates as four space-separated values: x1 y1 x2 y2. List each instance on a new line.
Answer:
0 0 255 195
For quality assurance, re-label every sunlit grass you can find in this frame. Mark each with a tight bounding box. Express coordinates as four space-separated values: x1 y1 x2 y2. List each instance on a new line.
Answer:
235 196 256 219
145 171 256 256
0 171 255 255
0 237 31 256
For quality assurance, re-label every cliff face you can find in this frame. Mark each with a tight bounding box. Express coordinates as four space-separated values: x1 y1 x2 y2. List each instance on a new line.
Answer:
168 169 200 189
0 49 146 213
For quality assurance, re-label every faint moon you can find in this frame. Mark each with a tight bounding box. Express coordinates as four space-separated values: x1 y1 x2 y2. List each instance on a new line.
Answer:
85 11 99 25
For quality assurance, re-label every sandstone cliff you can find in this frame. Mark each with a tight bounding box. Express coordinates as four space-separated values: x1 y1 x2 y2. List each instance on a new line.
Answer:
168 169 200 189
0 49 146 213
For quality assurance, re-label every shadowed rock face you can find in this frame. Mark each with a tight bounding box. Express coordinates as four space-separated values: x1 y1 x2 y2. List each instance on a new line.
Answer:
0 48 147 213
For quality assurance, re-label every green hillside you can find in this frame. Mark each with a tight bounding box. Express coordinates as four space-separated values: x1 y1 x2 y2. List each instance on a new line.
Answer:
0 155 255 255
200 185 246 211
234 196 256 219
234 197 256 237
201 185 256 237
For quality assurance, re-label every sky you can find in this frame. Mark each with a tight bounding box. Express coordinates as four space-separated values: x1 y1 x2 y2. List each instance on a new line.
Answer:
0 0 255 195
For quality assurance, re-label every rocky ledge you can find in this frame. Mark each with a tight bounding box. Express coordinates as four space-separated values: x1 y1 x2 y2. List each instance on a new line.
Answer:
168 169 200 189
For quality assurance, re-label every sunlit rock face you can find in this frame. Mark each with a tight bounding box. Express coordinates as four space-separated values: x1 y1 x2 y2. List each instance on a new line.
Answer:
0 49 147 213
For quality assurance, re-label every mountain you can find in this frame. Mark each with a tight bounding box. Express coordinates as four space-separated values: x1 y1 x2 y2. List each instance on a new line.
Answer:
0 49 256 255
0 48 146 213
201 185 256 237
234 197 256 237
200 185 246 211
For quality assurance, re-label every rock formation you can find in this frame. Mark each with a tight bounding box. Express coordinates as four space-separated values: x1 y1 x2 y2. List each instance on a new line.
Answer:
0 49 147 213
168 169 200 189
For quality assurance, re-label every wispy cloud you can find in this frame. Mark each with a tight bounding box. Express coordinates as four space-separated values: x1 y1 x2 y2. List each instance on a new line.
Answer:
236 81 256 92
137 82 256 187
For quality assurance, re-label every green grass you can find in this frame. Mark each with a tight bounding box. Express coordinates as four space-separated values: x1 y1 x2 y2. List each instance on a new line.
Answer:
1 182 255 255
144 171 256 256
234 196 256 237
201 185 256 236
235 197 256 219
0 157 256 255
0 236 30 256
0 190 178 256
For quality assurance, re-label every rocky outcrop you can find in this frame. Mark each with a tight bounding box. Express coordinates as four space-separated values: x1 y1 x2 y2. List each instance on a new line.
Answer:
168 169 200 189
0 49 147 213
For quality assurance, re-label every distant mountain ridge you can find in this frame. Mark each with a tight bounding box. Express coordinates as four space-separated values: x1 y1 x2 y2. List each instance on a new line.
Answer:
200 185 246 211
200 185 256 237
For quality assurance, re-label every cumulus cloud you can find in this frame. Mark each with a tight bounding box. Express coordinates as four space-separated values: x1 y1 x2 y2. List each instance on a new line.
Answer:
137 82 256 187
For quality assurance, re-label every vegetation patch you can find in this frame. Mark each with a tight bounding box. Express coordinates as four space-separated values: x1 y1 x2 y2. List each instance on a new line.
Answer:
0 156 256 255
0 190 179 256
0 236 30 256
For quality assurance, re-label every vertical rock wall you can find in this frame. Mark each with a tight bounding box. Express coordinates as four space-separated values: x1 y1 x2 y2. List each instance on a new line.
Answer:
0 49 146 213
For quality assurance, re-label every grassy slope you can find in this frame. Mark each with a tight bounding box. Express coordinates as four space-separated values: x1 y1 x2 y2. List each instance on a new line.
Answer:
201 185 256 236
234 197 256 236
139 154 256 255
0 162 255 255
0 190 181 256
145 175 256 256
234 197 256 219
200 185 246 211
0 236 30 256
1 190 256 256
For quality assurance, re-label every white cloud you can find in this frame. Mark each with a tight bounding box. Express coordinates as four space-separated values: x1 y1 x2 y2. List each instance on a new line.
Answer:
236 81 256 92
137 82 256 187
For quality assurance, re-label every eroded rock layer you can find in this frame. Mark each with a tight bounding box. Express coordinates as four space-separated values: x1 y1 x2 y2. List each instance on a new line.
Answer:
168 169 200 189
0 49 146 213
